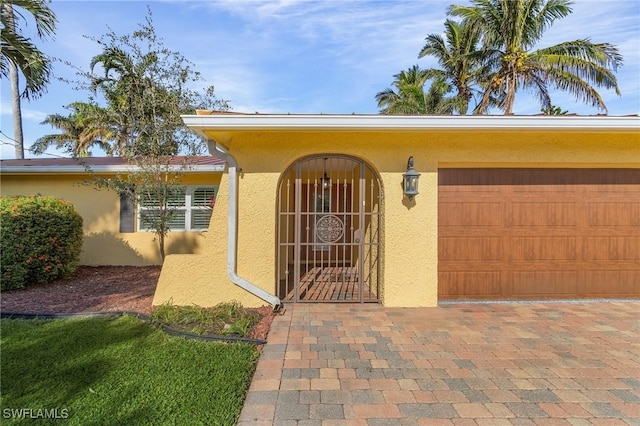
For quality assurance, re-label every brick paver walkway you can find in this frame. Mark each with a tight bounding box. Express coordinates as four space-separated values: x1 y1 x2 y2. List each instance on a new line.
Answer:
239 302 640 425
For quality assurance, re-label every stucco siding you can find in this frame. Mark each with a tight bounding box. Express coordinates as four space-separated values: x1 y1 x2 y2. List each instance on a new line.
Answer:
237 173 280 285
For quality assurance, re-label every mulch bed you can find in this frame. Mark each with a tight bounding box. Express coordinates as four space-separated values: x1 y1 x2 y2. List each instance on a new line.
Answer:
1 266 274 342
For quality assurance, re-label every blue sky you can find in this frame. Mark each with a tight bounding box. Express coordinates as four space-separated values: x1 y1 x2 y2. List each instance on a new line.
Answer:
1 0 639 159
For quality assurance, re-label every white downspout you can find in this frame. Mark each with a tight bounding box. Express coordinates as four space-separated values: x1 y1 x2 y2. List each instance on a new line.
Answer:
208 140 283 311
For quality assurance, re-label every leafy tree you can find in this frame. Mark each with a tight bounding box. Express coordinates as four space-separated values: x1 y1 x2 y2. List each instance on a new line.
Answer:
92 11 227 260
1 0 57 158
40 8 228 261
448 0 622 114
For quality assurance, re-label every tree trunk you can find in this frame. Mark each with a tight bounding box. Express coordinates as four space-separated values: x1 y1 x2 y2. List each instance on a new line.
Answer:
10 62 24 159
158 232 166 262
4 5 24 159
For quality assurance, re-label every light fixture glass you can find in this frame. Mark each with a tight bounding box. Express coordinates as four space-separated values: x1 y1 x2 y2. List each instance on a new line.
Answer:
402 156 420 201
321 158 331 190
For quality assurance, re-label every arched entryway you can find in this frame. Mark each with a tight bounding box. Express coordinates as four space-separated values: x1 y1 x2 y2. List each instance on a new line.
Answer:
277 155 382 302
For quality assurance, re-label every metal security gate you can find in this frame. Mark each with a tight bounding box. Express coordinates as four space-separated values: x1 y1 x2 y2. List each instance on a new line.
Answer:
277 155 382 302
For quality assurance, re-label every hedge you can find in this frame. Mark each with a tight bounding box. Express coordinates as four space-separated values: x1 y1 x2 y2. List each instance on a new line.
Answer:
1 196 83 290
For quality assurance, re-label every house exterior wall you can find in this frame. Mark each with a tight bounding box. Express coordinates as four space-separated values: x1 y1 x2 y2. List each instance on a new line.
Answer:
0 173 221 266
154 126 638 308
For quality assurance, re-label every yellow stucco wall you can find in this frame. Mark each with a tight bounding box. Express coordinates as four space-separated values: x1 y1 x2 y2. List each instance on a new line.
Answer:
0 173 221 265
154 128 639 308
153 172 272 307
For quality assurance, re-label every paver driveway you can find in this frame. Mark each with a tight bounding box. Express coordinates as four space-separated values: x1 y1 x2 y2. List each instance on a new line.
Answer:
239 302 640 425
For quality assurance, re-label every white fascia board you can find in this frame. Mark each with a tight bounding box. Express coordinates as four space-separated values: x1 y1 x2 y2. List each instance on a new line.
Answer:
0 165 134 174
0 164 225 174
182 114 640 131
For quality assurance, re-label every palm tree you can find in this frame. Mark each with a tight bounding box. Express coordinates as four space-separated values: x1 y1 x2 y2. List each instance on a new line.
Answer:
31 102 113 157
377 64 459 115
423 75 458 114
1 0 57 158
89 46 145 155
541 104 568 115
376 65 429 114
418 19 484 115
448 0 622 114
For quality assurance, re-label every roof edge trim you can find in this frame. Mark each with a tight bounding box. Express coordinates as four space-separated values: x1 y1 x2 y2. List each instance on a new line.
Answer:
0 165 225 174
182 114 640 130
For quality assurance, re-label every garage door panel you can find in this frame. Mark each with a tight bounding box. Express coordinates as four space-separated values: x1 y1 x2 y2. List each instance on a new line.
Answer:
587 203 640 226
510 236 577 260
439 271 502 297
439 202 502 226
510 271 577 296
439 237 502 261
582 271 640 296
583 237 640 261
438 168 640 300
507 203 577 227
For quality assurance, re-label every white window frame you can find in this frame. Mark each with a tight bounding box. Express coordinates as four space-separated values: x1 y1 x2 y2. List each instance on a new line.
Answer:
137 185 218 232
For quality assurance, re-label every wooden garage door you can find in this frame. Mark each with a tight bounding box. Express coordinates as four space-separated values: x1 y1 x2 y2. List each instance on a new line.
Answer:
438 169 640 300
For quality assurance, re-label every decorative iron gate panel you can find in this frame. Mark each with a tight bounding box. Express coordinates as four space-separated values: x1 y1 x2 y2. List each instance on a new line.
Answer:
277 155 382 302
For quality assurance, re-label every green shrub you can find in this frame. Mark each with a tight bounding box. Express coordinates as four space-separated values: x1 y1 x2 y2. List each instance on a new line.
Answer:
1 195 83 290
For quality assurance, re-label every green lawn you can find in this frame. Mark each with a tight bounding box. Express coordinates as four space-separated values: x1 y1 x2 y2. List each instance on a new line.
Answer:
1 315 259 425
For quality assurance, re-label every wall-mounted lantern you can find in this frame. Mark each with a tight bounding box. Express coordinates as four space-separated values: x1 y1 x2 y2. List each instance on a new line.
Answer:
402 156 420 201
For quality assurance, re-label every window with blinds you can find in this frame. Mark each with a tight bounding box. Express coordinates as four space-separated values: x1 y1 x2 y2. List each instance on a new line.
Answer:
191 186 217 230
137 186 218 232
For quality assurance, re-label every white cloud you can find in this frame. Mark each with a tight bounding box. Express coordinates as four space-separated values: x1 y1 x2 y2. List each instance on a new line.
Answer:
193 1 450 113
